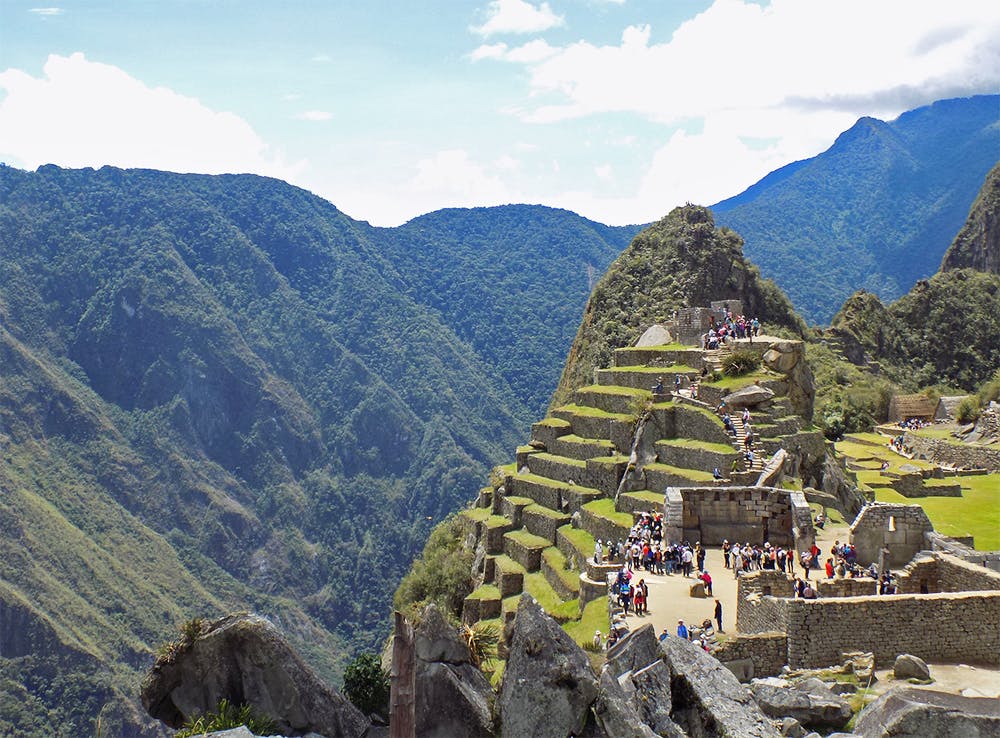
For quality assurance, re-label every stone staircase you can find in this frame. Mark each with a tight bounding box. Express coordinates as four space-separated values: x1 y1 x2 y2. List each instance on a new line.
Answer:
458 338 811 641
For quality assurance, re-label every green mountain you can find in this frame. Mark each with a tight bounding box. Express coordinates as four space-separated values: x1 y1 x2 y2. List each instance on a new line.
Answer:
713 95 1000 324
551 204 807 408
0 164 636 736
941 161 1000 274
830 163 1000 392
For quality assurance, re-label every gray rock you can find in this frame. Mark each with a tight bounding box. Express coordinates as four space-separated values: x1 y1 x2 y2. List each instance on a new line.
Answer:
828 682 857 696
721 385 775 410
854 687 1000 738
636 324 674 347
722 658 756 683
750 678 852 732
892 653 931 681
140 613 368 738
594 666 657 738
661 635 779 737
632 660 684 737
498 594 599 738
414 603 472 664
779 717 806 737
606 624 662 679
414 603 494 738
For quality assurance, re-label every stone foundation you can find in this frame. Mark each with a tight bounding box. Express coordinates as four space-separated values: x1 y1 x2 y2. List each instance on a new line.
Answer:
850 503 934 569
714 632 787 681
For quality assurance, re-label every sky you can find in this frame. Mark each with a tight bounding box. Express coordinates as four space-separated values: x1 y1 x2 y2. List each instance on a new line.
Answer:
1 0 998 227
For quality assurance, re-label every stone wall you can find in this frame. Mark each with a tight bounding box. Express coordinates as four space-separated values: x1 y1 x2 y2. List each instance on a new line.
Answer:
671 307 716 346
850 502 934 569
714 632 787 681
926 532 1000 573
663 485 814 549
673 405 733 445
906 433 1000 471
785 591 1000 668
815 577 878 598
735 570 793 634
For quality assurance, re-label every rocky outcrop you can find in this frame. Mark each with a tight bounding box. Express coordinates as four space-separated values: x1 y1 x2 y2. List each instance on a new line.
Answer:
749 677 852 732
636 324 674 347
722 385 775 410
660 635 780 737
140 613 369 738
413 604 494 738
761 341 814 422
497 594 599 738
593 667 659 738
854 687 1000 738
605 624 662 678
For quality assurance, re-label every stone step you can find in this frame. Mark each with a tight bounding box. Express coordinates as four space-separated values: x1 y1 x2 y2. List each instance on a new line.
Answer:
555 524 596 572
574 384 652 415
595 365 700 392
640 462 718 491
523 571 579 624
479 515 516 554
551 404 632 441
462 585 502 625
613 346 707 368
525 451 588 485
503 529 551 571
617 490 666 514
584 558 622 582
548 433 617 461
506 472 565 510
579 573 609 607
561 485 605 516
522 504 572 544
530 416 572 446
492 555 526 597
497 495 534 527
580 499 634 544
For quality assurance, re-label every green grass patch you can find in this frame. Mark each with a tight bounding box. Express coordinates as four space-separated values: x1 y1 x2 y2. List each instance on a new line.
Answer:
589 454 630 465
643 462 716 482
622 490 665 505
658 437 737 454
467 584 501 601
616 343 689 352
556 435 615 451
582 498 634 528
563 597 610 650
517 444 539 455
909 425 964 441
555 403 633 421
578 384 652 397
460 507 491 523
524 503 571 520
535 417 571 428
485 515 514 529
532 452 586 469
505 529 551 550
542 547 581 593
872 473 1000 549
524 572 578 622
702 370 777 390
558 524 596 558
494 555 526 575
610 364 700 375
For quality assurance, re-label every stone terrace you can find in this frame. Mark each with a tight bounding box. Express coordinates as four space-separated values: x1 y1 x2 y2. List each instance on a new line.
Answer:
456 335 822 646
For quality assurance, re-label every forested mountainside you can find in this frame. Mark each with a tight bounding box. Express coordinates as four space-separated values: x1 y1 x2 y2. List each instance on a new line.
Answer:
712 94 1000 324
0 164 635 736
551 204 806 408
940 162 1000 274
830 163 1000 393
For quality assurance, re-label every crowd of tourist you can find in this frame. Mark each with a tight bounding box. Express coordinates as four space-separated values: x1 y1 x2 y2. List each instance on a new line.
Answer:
722 539 795 576
703 309 761 349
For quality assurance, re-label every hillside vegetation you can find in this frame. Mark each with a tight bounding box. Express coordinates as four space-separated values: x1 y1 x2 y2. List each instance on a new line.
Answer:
713 95 999 323
0 164 636 736
551 204 806 408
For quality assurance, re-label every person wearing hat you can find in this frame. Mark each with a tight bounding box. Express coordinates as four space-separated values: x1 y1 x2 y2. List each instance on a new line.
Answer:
676 619 689 640
659 627 669 643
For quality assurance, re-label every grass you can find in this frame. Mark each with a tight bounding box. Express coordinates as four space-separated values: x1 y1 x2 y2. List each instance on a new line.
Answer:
871 474 1000 549
616 342 690 352
555 434 615 451
658 437 737 454
607 364 700 375
534 417 571 428
558 524 596 558
524 503 571 520
554 403 633 421
485 515 514 529
702 370 778 390
622 490 665 505
642 462 716 482
542 547 581 594
467 584 501 600
504 529 551 550
524 572 579 622
563 598 611 670
577 384 652 397
531 452 586 469
582 498 634 528
494 555 526 575
459 507 491 523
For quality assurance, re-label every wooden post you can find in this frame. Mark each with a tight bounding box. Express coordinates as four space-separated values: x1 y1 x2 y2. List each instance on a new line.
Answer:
389 610 415 738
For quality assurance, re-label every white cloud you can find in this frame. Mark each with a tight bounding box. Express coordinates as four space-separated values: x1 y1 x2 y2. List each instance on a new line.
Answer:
474 0 1000 222
595 163 612 180
470 42 509 61
470 38 558 63
0 53 302 180
472 0 564 36
29 7 63 15
295 110 333 121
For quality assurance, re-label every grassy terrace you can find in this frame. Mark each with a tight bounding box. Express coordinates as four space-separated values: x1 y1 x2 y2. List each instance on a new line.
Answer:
871 473 1000 550
563 599 611 667
558 524 596 558
658 437 737 454
621 490 665 505
577 384 652 396
467 584 501 600
555 434 615 450
460 507 491 523
524 503 571 520
524 572 579 622
554 403 633 421
542 547 581 594
535 416 571 428
702 370 779 390
642 462 716 482
505 529 551 549
494 554 526 574
532 452 586 469
607 364 700 375
485 514 514 529
616 342 690 352
582 498 634 528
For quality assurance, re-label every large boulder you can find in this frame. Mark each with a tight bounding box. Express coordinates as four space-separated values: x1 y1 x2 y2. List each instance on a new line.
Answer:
636 324 674 347
892 653 931 682
749 677 852 732
854 687 1000 738
632 660 682 737
593 667 658 738
497 594 599 738
721 384 775 410
140 613 369 738
414 604 494 738
660 635 779 737
605 624 662 678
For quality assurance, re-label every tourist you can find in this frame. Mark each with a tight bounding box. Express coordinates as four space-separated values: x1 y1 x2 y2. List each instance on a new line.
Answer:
653 376 665 394
802 583 817 599
714 599 724 632
594 540 603 565
722 539 731 569
696 542 706 571
681 546 694 577
825 557 835 579
634 578 648 615
700 570 713 596
677 619 689 640
713 467 723 480
659 627 670 642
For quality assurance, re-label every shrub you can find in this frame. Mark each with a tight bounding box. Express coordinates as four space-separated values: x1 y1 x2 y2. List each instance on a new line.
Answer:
343 653 390 718
175 699 274 738
393 515 474 620
956 396 981 424
721 349 761 377
462 621 500 671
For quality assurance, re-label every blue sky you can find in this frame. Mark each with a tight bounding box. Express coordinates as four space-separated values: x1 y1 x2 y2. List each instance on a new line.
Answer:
1 0 998 225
